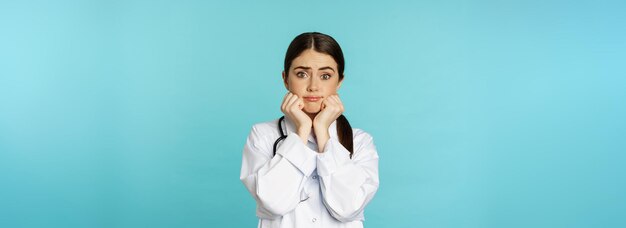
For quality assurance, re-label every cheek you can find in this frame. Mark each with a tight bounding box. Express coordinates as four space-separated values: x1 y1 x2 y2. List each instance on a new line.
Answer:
323 85 340 95
287 80 305 93
289 90 306 97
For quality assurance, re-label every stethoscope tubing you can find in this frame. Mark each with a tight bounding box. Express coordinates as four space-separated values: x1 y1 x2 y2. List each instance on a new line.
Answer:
272 116 287 156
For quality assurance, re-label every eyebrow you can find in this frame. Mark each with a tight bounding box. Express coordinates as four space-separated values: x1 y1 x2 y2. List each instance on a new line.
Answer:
293 66 336 72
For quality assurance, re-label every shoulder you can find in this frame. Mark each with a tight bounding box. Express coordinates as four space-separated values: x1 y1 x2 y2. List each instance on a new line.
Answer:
352 128 377 150
349 128 379 159
251 118 279 133
352 128 374 142
244 118 283 153
248 118 282 141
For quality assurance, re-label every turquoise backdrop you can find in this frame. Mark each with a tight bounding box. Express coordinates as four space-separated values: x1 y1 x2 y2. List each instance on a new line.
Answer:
1 0 625 227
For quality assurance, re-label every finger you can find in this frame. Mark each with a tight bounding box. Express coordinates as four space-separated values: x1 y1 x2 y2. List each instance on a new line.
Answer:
324 96 338 106
320 98 334 113
297 97 304 109
331 95 344 111
281 92 293 111
319 97 329 109
282 92 291 105
325 95 337 103
286 94 300 111
324 96 343 113
334 94 342 103
327 95 339 104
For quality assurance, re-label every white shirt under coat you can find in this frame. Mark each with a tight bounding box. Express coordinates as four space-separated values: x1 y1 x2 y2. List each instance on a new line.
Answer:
240 117 380 228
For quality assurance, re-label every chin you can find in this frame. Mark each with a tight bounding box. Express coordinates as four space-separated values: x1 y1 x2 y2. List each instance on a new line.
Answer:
303 106 321 114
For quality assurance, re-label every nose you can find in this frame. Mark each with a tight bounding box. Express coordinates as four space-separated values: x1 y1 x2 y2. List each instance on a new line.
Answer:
307 77 319 92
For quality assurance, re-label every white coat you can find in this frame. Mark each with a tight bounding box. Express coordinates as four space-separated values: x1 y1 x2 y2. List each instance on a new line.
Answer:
240 117 379 228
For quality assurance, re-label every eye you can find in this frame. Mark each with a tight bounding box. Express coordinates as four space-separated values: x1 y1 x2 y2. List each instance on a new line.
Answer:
296 71 308 78
321 74 331 80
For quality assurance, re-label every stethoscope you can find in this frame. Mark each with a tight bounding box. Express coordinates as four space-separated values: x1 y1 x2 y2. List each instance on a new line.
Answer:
272 116 287 156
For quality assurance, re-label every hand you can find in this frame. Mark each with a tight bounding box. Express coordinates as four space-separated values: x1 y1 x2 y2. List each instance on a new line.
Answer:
313 95 344 152
313 95 344 130
281 92 312 143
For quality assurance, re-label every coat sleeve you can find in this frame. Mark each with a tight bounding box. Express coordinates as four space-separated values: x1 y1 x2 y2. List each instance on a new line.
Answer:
240 125 318 219
317 130 380 222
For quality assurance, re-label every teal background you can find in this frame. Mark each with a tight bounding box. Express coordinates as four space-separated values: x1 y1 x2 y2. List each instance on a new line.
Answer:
1 0 625 227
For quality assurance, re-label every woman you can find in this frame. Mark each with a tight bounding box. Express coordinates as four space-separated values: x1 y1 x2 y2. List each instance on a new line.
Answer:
240 32 379 228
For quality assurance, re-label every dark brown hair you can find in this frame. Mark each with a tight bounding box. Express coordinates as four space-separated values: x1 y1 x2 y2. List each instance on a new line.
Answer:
283 32 354 157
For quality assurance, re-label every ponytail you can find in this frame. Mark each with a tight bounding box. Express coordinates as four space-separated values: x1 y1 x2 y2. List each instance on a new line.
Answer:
336 114 354 158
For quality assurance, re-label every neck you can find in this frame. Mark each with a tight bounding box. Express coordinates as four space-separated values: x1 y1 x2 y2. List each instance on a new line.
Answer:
306 112 317 121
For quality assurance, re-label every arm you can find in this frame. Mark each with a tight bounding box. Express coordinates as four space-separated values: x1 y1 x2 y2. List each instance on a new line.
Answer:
240 126 318 219
317 131 380 222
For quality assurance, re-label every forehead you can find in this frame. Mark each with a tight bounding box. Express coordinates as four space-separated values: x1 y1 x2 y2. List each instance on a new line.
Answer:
291 49 338 69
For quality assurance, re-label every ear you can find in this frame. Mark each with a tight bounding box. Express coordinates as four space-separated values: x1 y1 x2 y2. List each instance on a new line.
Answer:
282 71 289 90
336 76 344 91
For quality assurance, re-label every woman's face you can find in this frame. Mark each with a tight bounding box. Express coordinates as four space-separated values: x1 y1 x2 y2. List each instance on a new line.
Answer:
283 49 343 114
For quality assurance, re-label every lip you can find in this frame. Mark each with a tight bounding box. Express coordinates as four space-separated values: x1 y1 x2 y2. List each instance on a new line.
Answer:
303 96 322 102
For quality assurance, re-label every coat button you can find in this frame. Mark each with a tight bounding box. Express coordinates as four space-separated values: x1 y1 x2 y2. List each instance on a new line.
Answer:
312 175 318 179
312 218 317 222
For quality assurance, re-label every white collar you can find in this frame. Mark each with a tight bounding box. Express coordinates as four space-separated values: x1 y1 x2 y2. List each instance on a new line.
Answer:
283 116 338 144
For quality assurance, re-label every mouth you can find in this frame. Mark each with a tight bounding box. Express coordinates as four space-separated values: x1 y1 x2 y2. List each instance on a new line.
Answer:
303 96 322 102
